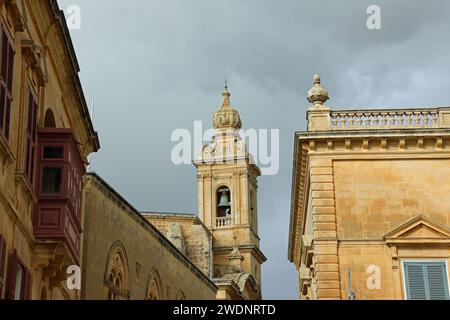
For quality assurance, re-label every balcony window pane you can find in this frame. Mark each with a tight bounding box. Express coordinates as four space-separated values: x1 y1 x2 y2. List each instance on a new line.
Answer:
43 146 63 159
41 167 62 194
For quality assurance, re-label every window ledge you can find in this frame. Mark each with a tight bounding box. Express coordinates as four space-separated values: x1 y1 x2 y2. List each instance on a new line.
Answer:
0 133 15 166
14 173 37 204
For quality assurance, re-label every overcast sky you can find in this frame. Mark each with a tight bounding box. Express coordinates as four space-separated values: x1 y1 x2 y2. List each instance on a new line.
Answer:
58 0 450 299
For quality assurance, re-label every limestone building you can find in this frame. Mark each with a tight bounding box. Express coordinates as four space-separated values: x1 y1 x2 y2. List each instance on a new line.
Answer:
0 0 264 300
0 0 99 300
289 74 450 300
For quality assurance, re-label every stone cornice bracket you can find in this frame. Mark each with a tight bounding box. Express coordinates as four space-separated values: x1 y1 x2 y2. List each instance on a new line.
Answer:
306 74 331 132
21 39 47 86
5 0 26 32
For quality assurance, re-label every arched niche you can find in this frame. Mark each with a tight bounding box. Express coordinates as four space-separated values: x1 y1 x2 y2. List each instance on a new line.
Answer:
44 108 56 128
146 268 162 300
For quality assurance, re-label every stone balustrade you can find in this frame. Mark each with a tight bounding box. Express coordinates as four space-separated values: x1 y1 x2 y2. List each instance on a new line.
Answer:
216 216 232 228
307 107 450 132
329 108 448 130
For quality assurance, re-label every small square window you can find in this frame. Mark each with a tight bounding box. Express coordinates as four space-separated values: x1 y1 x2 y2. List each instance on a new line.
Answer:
43 146 64 159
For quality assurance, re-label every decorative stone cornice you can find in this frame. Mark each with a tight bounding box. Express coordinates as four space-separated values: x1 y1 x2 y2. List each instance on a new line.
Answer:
21 39 47 85
5 0 26 32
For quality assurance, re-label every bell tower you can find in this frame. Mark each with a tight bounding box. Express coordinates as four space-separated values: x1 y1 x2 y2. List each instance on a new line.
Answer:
194 86 266 294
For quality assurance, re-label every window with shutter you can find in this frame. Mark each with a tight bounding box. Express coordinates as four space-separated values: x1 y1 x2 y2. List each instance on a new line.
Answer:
0 234 7 298
404 261 450 300
7 250 17 300
0 24 14 140
25 87 38 185
6 250 29 300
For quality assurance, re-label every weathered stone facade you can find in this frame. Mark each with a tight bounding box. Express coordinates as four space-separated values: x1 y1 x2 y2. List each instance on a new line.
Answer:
144 213 213 277
289 75 450 300
0 0 99 300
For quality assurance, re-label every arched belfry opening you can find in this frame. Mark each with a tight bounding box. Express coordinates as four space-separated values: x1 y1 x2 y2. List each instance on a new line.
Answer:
44 108 56 128
216 186 231 227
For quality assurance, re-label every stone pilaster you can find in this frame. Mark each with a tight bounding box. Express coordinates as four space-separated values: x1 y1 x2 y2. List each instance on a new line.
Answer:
310 158 340 299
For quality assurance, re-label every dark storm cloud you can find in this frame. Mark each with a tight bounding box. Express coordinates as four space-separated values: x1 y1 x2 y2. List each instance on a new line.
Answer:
58 0 450 299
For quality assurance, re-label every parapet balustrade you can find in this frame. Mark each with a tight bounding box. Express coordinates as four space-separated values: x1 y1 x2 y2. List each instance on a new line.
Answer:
216 216 232 228
305 74 450 132
329 108 449 130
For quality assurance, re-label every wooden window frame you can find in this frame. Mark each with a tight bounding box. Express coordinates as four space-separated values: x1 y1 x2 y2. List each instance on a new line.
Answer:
0 22 15 141
0 234 7 298
7 250 31 300
25 86 39 185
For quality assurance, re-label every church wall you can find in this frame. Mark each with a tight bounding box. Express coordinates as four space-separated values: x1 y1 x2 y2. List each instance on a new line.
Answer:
82 174 217 300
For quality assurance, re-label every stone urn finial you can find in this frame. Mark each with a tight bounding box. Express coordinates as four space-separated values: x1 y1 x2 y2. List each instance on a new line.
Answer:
307 74 329 107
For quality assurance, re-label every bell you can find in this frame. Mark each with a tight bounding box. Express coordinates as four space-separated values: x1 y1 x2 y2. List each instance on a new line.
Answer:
218 191 230 208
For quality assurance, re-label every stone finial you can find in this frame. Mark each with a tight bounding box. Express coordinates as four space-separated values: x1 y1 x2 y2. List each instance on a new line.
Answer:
213 86 242 130
307 74 329 107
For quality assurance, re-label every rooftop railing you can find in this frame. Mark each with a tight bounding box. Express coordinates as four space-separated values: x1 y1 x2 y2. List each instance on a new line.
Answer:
328 107 450 131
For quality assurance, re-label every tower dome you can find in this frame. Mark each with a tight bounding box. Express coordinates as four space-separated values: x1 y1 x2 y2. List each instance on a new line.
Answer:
213 86 242 130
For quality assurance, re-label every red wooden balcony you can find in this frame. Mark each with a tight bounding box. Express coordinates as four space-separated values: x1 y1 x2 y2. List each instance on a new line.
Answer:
32 128 85 262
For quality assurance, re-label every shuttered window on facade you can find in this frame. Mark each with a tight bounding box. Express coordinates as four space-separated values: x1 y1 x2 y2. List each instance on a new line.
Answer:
6 250 31 300
0 234 7 298
404 261 449 300
25 88 38 185
0 24 14 140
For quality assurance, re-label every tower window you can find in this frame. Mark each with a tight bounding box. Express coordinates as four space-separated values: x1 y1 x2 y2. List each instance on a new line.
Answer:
216 187 231 227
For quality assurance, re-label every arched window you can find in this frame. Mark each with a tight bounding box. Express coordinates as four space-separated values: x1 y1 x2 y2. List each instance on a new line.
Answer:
104 241 130 300
44 108 56 128
216 186 231 227
146 269 162 300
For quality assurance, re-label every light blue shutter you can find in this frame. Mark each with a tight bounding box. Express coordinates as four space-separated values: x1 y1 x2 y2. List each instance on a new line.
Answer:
404 262 449 300
426 263 449 300
405 263 427 300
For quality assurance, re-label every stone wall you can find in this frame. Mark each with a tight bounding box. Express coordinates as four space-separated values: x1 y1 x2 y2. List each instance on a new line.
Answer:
144 214 212 278
333 159 450 299
82 174 217 300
